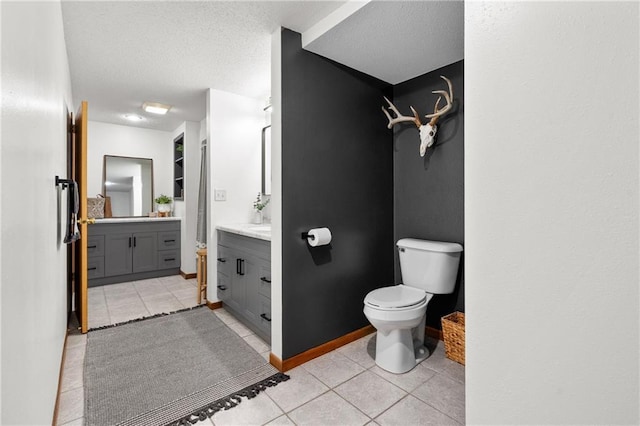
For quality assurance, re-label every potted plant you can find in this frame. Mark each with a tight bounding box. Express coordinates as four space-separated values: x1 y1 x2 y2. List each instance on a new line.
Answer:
155 194 173 215
252 193 270 224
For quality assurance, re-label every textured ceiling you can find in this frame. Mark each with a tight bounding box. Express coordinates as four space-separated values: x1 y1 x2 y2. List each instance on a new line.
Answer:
61 1 463 132
303 1 464 84
61 1 346 131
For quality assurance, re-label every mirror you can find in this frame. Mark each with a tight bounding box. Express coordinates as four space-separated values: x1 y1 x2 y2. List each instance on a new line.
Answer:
102 155 154 217
262 125 271 195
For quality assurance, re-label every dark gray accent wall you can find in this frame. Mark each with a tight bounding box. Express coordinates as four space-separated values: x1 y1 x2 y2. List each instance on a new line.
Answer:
393 61 465 328
281 29 394 359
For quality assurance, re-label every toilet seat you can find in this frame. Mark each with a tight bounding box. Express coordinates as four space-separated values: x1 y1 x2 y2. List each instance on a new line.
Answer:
364 285 426 310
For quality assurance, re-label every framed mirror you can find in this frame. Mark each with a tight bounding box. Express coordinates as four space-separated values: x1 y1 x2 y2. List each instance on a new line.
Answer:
102 155 154 217
262 125 271 195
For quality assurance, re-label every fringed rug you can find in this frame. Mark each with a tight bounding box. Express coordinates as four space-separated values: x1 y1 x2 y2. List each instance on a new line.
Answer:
84 306 289 426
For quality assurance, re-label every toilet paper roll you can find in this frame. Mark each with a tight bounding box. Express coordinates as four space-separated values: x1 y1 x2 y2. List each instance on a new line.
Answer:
307 227 332 247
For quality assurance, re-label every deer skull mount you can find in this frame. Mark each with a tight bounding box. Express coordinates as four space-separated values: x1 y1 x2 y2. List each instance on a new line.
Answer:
382 75 454 157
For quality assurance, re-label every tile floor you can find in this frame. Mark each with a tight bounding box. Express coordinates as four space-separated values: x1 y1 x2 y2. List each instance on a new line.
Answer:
57 276 465 425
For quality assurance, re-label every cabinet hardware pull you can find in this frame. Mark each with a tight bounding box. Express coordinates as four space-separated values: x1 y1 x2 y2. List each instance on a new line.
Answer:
165 258 175 261
88 245 97 249
217 285 227 290
129 237 132 248
260 313 272 322
239 259 245 276
133 237 137 247
88 267 97 271
217 258 226 263
236 259 240 274
164 239 175 243
260 277 271 283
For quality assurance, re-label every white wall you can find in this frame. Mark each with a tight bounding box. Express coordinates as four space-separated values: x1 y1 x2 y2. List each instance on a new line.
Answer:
87 121 173 208
465 2 639 424
172 121 201 274
207 89 264 302
1 1 73 423
270 29 283 359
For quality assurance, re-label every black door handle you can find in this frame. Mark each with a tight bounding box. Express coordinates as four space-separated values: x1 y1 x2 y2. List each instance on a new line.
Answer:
217 285 227 290
88 267 97 271
133 237 137 247
88 245 97 249
165 258 175 261
164 239 175 243
260 313 271 322
260 277 271 283
217 258 226 263
236 259 240 275
240 259 245 275
128 237 132 248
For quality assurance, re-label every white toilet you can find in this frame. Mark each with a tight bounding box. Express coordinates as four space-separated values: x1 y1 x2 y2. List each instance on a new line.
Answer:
363 238 463 374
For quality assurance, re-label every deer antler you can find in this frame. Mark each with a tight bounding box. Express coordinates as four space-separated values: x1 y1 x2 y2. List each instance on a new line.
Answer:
425 76 453 126
381 97 422 129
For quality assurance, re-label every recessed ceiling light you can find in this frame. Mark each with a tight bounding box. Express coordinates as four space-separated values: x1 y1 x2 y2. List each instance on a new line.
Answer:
142 101 171 115
124 114 144 121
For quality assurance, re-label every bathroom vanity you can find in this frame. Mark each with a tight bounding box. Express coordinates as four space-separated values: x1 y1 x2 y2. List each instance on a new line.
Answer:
88 218 181 287
216 224 271 343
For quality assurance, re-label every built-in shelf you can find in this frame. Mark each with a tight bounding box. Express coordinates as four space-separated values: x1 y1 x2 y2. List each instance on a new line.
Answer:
174 133 184 200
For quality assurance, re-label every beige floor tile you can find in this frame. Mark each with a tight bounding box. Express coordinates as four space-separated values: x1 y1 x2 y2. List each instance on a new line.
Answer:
60 361 84 393
103 282 136 295
143 297 184 315
265 415 295 426
337 334 377 368
169 287 198 300
266 366 329 412
210 392 283 426
59 417 84 426
226 320 254 337
375 395 459 425
105 291 144 308
370 362 437 393
244 333 270 353
302 350 366 388
412 373 465 424
88 311 111 329
213 308 239 325
108 301 150 324
57 387 84 425
66 333 87 349
334 371 406 418
177 296 201 309
421 344 465 384
64 343 86 365
287 391 369 426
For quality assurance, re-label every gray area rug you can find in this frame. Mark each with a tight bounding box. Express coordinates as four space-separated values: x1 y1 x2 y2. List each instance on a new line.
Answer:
84 306 288 426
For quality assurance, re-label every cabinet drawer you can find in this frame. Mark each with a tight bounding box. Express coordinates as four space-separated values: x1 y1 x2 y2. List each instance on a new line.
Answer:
258 294 271 334
87 257 105 279
217 273 230 301
157 250 180 269
87 235 104 257
258 267 271 298
157 231 180 250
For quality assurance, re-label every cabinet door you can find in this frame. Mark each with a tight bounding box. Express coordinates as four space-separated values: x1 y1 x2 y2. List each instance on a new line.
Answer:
132 232 158 273
241 256 261 324
105 233 133 276
226 250 246 314
217 246 232 302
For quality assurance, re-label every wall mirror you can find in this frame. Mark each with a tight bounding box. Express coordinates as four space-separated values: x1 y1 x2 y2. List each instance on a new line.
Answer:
103 155 154 217
262 125 271 195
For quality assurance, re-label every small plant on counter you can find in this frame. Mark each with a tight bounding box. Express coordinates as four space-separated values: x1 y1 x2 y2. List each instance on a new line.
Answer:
253 193 270 211
155 194 173 204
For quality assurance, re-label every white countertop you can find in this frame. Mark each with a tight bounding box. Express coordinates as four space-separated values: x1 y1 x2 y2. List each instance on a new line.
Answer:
96 217 181 224
216 223 271 241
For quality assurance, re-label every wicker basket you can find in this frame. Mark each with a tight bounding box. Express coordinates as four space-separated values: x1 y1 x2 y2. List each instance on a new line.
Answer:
441 312 465 365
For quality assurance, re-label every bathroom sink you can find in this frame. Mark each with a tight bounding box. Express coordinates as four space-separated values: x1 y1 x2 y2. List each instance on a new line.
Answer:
248 225 271 232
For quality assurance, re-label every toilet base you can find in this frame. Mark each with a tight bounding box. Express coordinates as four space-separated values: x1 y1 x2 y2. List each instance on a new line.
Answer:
374 330 430 374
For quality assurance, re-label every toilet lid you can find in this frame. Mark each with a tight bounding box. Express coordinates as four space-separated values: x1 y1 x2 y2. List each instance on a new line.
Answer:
364 286 426 309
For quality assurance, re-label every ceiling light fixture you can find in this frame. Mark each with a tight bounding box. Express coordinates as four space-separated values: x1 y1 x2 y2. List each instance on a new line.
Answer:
142 101 172 115
124 114 144 121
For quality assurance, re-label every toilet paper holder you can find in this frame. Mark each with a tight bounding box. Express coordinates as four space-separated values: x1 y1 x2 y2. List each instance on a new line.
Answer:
301 230 319 240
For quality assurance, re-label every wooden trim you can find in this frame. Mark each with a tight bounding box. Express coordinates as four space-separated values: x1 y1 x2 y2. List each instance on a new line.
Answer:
426 326 444 341
52 331 69 426
270 325 375 372
206 300 222 310
180 270 197 280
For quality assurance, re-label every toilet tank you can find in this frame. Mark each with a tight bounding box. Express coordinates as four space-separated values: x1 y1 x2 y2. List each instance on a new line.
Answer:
397 238 463 294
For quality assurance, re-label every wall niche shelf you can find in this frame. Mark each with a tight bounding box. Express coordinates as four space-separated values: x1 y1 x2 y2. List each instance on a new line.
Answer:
173 133 184 200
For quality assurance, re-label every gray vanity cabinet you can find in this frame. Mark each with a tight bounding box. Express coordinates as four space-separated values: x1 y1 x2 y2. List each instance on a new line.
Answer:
89 220 181 287
217 231 271 343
